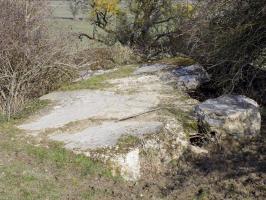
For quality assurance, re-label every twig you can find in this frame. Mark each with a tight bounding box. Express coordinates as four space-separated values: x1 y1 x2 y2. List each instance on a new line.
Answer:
117 108 162 122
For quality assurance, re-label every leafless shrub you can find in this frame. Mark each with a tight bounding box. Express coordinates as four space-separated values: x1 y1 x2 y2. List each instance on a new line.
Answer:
73 44 140 71
79 0 194 56
111 43 141 65
0 0 74 119
175 0 266 104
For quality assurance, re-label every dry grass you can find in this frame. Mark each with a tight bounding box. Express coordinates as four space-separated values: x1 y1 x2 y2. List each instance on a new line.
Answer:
72 44 140 71
60 65 137 91
0 100 118 199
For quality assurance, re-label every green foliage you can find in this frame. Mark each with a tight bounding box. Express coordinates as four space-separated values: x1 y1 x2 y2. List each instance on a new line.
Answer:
167 107 198 138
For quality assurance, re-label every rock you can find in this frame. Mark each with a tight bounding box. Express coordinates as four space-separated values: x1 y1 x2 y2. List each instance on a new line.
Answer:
194 95 261 139
171 64 210 90
113 148 140 181
134 64 170 75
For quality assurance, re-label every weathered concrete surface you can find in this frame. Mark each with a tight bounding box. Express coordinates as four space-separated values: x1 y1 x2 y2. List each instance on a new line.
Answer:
18 64 201 181
195 95 261 138
49 121 163 150
19 90 159 131
18 63 260 181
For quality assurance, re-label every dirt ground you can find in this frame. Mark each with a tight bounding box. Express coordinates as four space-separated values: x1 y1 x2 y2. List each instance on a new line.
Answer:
75 112 266 200
80 136 266 200
1 128 264 200
46 135 264 200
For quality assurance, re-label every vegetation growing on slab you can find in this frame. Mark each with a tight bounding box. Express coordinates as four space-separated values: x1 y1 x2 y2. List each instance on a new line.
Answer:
82 0 266 104
116 134 141 150
60 65 137 91
166 107 198 138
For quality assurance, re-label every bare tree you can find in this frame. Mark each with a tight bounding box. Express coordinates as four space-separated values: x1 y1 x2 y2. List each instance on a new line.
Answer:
80 0 193 55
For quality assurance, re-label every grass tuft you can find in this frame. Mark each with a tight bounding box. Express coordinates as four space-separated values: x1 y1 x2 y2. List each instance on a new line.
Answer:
0 99 50 124
117 135 141 149
60 65 137 91
167 107 198 137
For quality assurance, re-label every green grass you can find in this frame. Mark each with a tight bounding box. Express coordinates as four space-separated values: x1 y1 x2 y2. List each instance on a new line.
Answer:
0 122 116 199
48 18 91 34
0 98 117 199
0 65 136 198
117 135 141 150
47 18 96 51
60 65 137 91
26 142 112 177
13 99 50 122
0 99 50 124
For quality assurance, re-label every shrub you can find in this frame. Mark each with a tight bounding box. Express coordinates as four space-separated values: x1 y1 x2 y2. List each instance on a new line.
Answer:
175 0 266 103
111 43 140 65
80 0 194 55
0 0 74 119
73 44 140 70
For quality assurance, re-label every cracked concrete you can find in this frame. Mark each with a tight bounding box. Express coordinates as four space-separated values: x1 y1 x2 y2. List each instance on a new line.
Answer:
18 64 202 181
19 90 160 131
49 121 163 150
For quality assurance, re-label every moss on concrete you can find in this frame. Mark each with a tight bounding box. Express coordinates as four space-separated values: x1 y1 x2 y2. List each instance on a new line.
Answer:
60 65 137 91
166 107 198 138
